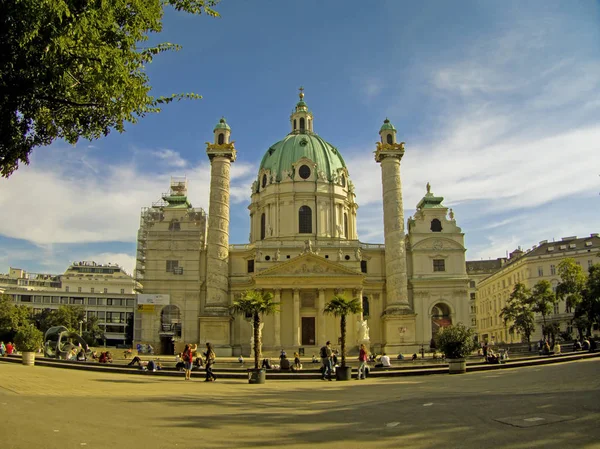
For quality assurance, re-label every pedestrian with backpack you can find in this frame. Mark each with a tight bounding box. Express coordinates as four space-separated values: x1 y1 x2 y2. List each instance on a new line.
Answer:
320 341 333 381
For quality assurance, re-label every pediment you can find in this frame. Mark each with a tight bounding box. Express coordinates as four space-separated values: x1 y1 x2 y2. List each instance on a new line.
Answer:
254 253 363 278
411 237 465 251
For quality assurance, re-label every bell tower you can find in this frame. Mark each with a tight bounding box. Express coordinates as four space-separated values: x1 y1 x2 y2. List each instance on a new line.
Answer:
375 118 417 352
202 117 236 356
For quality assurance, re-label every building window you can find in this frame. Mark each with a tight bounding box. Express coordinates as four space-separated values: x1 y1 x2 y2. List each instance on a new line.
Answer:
88 298 97 306
344 213 348 237
299 117 305 130
121 289 125 294
430 219 442 232
362 297 370 318
293 119 297 130
261 174 267 188
588 260 593 269
168 220 181 231
386 134 393 144
103 288 108 294
77 287 82 293
65 287 69 292
553 303 560 314
360 260 367 273
247 260 255 273
341 175 346 187
470 293 476 300
538 267 543 277
166 260 179 272
469 280 476 288
90 288 95 293
299 206 312 233
433 259 446 272
218 133 224 145
260 213 266 240
298 165 311 179
550 265 556 275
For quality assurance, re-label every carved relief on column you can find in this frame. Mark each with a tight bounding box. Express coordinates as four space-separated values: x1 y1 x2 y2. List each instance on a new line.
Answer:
273 289 281 348
293 289 300 347
205 156 233 314
317 288 326 347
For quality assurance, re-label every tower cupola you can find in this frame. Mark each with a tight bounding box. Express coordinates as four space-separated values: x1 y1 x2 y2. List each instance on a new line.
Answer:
213 117 231 145
290 87 314 134
379 118 397 145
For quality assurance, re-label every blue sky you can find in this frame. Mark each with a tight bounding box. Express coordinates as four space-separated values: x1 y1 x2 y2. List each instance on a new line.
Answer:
1 0 599 276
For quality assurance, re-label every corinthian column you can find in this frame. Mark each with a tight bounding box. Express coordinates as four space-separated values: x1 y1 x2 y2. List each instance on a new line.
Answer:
273 289 281 348
375 140 410 315
293 289 300 346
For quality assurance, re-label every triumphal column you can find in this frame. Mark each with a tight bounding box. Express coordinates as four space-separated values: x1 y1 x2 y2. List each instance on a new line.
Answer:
375 119 417 352
201 117 236 355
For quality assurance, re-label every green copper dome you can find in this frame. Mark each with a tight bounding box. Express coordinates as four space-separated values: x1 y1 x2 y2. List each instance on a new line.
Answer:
214 117 230 131
259 133 347 182
379 118 396 132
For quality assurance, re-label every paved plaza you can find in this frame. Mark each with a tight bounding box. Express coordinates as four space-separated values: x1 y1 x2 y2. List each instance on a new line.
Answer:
1 358 599 449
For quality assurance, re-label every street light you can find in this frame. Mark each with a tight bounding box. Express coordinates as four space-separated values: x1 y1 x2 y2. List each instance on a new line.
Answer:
79 317 87 336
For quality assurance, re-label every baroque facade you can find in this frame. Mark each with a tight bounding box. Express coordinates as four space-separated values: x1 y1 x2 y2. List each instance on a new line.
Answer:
134 91 471 355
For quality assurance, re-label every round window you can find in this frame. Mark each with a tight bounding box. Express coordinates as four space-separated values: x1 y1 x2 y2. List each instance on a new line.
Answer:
261 174 267 188
299 165 311 179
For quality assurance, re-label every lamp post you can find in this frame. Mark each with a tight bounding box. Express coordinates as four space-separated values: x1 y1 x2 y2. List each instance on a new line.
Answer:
79 317 87 336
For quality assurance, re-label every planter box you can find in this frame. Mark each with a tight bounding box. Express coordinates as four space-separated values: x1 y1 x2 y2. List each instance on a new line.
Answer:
335 366 352 381
448 358 466 374
22 352 36 366
248 368 266 384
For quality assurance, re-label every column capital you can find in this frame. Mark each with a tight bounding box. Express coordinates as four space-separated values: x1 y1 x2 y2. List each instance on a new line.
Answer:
374 142 405 163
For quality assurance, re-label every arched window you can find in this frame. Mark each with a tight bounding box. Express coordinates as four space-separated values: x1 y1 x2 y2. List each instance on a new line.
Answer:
218 133 224 145
260 213 266 240
261 174 267 189
300 117 305 130
386 134 393 144
430 219 442 232
293 119 297 130
298 206 312 233
344 213 348 238
362 296 370 318
431 303 451 341
308 118 311 130
161 305 181 332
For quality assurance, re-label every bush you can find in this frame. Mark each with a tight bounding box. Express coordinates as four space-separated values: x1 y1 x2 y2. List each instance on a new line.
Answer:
434 323 477 359
14 325 44 352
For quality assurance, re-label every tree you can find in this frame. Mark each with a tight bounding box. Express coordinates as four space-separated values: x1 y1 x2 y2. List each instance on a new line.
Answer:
556 259 586 313
324 294 362 369
230 290 278 370
573 263 600 338
0 0 220 177
0 294 33 340
500 283 535 350
434 323 477 359
530 280 557 339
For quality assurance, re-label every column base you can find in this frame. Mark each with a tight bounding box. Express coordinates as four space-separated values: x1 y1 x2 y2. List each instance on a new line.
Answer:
381 313 417 354
198 315 233 357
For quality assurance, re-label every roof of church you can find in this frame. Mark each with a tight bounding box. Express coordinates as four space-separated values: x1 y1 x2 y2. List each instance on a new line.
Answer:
259 131 347 182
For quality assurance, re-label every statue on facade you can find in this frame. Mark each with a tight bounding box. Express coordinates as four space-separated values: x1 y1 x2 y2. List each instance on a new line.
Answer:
302 239 314 254
318 170 327 182
267 224 273 236
357 320 370 342
355 247 362 261
426 182 431 194
282 169 292 180
336 223 343 237
338 247 344 261
274 248 280 261
449 208 455 220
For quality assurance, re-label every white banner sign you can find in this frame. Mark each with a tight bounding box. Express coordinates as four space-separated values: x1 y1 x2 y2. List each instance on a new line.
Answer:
137 294 170 305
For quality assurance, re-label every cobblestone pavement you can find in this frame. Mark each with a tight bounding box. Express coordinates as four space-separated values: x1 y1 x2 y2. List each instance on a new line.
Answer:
1 358 599 449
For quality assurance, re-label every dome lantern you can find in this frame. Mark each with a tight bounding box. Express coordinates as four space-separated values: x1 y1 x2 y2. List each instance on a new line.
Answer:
213 117 231 145
379 118 397 145
290 86 314 134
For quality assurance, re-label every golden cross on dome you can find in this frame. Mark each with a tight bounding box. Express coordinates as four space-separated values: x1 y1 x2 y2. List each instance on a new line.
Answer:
299 86 304 99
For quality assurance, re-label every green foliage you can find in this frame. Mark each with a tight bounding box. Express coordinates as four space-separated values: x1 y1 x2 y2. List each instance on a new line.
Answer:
530 280 557 338
14 325 44 352
556 258 586 313
324 295 362 367
231 290 278 369
37 305 86 332
0 294 33 339
0 0 220 177
574 263 600 337
434 323 477 359
500 283 536 348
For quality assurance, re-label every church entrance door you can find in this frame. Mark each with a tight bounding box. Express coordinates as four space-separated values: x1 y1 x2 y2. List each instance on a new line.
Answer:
301 317 315 346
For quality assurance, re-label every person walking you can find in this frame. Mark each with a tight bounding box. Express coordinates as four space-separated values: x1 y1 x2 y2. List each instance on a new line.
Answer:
320 341 333 381
357 343 368 380
204 342 216 382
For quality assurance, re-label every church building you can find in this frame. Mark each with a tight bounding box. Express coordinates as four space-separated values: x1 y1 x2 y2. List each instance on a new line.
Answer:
134 90 470 355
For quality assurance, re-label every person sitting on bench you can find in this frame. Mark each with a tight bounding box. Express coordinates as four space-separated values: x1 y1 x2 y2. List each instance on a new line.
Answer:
261 358 272 369
280 356 291 371
375 353 391 368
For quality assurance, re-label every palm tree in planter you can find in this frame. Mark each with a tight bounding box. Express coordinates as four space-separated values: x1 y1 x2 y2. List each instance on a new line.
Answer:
231 289 278 384
434 323 477 374
324 294 362 381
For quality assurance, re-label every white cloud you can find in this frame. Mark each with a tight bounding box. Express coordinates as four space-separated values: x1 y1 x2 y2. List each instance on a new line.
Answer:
151 149 187 168
0 147 256 246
